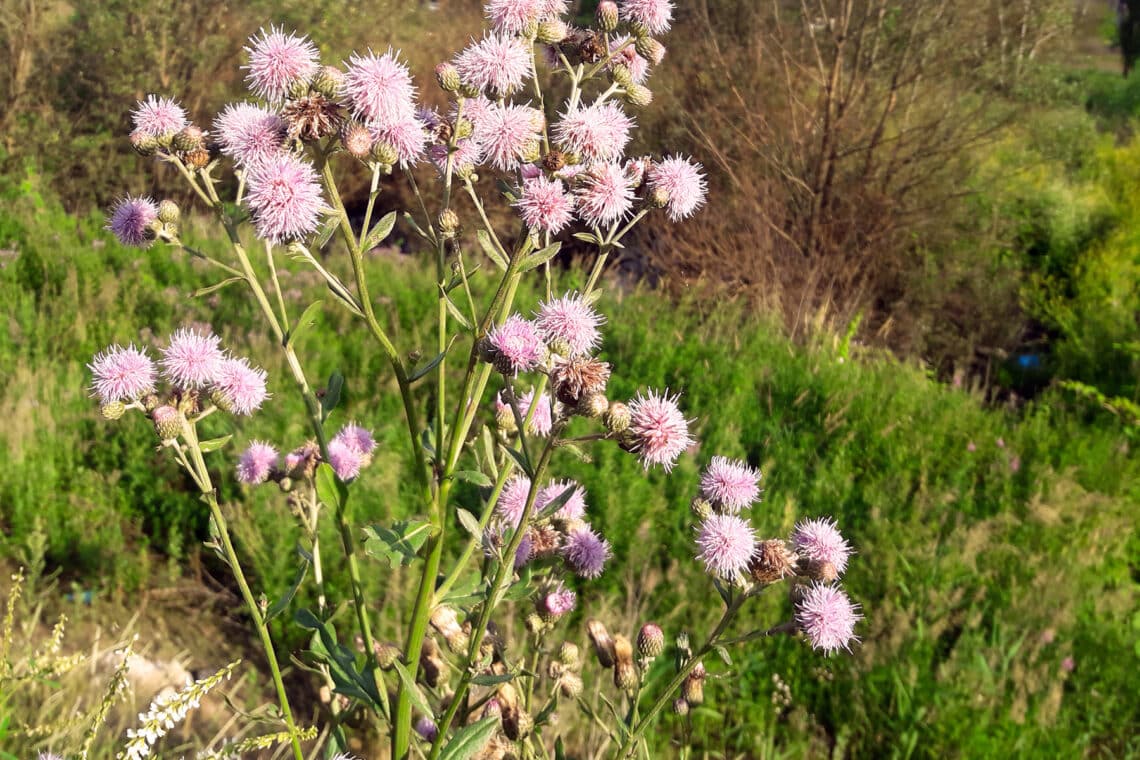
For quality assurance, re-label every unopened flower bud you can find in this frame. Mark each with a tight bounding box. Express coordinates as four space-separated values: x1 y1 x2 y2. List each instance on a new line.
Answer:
603 401 631 433
624 83 653 109
184 148 211 170
648 186 670 209
637 623 665 658
373 640 402 669
690 497 713 521
157 199 180 225
414 717 438 742
559 641 581 669
587 618 616 668
454 117 475 140
673 697 690 716
558 672 584 698
578 391 609 419
496 402 518 433
430 605 470 654
289 76 313 100
610 64 634 88
521 139 542 164
635 37 666 66
142 393 160 412
278 476 294 492
172 125 205 153
371 141 399 166
537 19 569 44
749 539 798 585
436 62 461 93
438 208 460 238
342 122 374 159
312 65 345 99
152 405 183 441
596 1 619 32
612 634 638 690
100 401 126 420
525 613 546 634
209 386 234 414
130 130 160 156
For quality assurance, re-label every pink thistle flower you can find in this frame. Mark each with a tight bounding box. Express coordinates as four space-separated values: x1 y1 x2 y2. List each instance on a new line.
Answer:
794 583 861 654
285 447 307 473
575 162 635 227
486 0 544 35
562 526 611 578
519 163 543 181
343 49 417 126
106 196 158 248
328 438 365 481
515 176 575 234
539 0 569 17
620 0 674 35
695 513 756 578
553 102 633 163
334 423 377 456
160 328 225 388
213 103 287 168
609 36 650 83
458 95 496 137
89 344 157 403
535 293 604 357
624 156 652 186
966 441 977 452
627 388 695 471
496 388 554 436
428 138 484 178
700 456 761 512
369 114 428 167
479 103 542 171
1061 656 1075 673
244 27 319 103
414 717 439 743
488 314 545 374
539 583 577 618
213 357 269 415
647 156 707 221
791 517 852 577
131 95 188 138
496 475 533 527
537 480 587 520
454 33 533 97
237 441 278 485
245 153 327 244
513 531 534 568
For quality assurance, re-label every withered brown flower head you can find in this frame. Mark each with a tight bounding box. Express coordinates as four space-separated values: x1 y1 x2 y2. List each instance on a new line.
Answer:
749 539 799 585
283 93 343 141
550 356 611 405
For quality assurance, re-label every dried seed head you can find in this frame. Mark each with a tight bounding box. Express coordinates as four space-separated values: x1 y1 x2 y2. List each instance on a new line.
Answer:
682 670 705 705
503 708 533 741
528 524 563 559
577 391 610 418
558 672 584 698
283 93 343 141
438 208 461 238
550 356 611 405
430 605 470 654
587 618 616 668
373 640 402 669
750 539 799 585
419 637 447 688
613 634 638 690
577 31 607 64
184 147 211 170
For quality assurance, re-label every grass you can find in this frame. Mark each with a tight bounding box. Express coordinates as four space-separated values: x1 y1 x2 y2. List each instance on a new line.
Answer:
0 171 1138 758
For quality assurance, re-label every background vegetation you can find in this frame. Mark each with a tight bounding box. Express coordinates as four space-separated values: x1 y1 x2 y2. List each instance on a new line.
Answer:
1 0 1138 757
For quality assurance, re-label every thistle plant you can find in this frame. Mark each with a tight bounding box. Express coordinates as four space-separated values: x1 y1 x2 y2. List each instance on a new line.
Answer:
90 0 862 757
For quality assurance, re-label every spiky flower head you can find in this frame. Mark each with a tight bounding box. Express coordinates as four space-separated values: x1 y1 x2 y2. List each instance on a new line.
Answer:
539 582 577 619
539 0 569 16
244 27 319 102
213 357 269 415
335 423 377 457
487 315 546 375
106 196 159 248
535 293 604 357
131 95 188 139
695 513 756 578
553 102 633 163
152 405 184 441
575 162 635 227
369 115 428 167
214 103 288 168
343 49 417 126
609 36 650 84
342 121 374 158
328 438 365 481
791 517 852 578
794 583 861 654
486 0 544 35
562 525 612 578
89 344 157 403
479 103 543 171
237 441 278 485
245 153 327 244
637 622 665 658
160 328 224 388
496 475 533 527
497 388 554 436
429 137 484 179
514 176 576 235
454 33 533 97
700 456 761 512
627 389 694 471
621 0 674 35
648 156 707 221
537 480 587 520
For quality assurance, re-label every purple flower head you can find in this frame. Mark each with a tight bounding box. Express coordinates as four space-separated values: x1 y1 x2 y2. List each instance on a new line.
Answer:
369 114 428 167
334 423 377 457
486 0 544 34
213 357 269 415
537 480 587 521
496 388 554 436
513 530 534 568
459 95 496 137
553 102 633 163
245 153 327 244
244 27 319 102
237 441 278 485
429 138 484 178
695 513 756 578
214 103 287 168
89 344 157 403
539 0 569 17
496 475 533 527
535 293 604 357
515 176 576 235
328 438 365 481
131 95 188 138
575 162 635 227
160 328 225 388
609 36 650 83
648 156 708 221
344 49 417 125
620 0 674 35
106 196 158 248
700 456 761 512
562 525 612 579
488 315 545 374
627 388 694 471
454 33 533 97
480 103 542 172
540 582 578 618
790 517 852 577
414 717 438 743
794 583 861 654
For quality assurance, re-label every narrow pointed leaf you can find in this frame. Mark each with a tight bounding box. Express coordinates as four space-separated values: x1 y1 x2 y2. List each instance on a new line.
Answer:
454 470 493 487
197 434 232 453
438 715 499 760
477 229 508 271
362 211 398 251
391 659 434 721
192 277 244 298
321 370 345 419
456 508 483 539
519 242 562 273
286 301 324 349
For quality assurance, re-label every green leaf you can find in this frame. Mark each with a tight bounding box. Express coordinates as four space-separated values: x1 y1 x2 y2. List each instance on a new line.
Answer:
456 508 483 539
402 211 433 242
197 434 232 453
536 483 576 519
477 229 508 271
572 231 599 245
321 370 345 420
266 544 311 622
713 645 732 666
454 470 493 487
294 607 323 630
442 290 473 330
499 445 533 478
363 520 433 567
362 211 397 251
286 300 324 349
410 339 456 382
391 659 434 720
441 573 484 605
315 463 348 512
438 715 499 760
519 242 562 273
314 214 340 249
471 672 515 686
481 427 498 479
192 277 244 298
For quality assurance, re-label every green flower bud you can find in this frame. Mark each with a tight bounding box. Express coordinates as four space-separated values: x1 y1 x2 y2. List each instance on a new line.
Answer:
312 66 345 99
636 36 666 66
435 62 461 93
157 199 180 225
596 1 619 32
100 401 126 420
152 405 184 441
624 83 653 109
288 76 312 100
537 19 569 44
604 401 631 433
130 130 160 157
370 141 399 166
172 125 205 153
